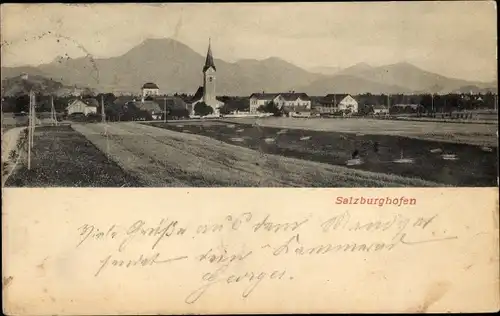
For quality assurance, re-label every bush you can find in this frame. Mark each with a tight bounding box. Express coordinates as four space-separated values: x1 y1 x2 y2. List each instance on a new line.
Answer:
194 102 214 117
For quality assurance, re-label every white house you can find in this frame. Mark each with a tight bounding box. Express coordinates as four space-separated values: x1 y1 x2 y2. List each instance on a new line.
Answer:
66 99 98 116
317 94 359 113
141 83 160 97
249 92 311 114
372 105 390 115
249 93 278 113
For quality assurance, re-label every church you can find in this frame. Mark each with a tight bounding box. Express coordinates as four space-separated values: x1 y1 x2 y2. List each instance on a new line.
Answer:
189 39 224 116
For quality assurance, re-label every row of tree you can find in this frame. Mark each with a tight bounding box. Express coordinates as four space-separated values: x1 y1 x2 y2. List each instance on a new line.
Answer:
2 92 497 115
354 92 497 112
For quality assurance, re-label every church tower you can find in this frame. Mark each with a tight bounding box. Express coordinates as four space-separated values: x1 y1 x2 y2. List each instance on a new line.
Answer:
202 38 217 106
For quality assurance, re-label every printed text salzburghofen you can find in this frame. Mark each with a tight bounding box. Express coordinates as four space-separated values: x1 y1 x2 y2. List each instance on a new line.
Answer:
336 196 416 207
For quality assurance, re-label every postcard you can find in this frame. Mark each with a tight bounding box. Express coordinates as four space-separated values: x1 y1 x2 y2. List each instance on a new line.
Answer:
1 2 498 315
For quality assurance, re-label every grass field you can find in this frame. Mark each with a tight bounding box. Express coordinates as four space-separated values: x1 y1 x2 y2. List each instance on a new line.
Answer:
4 117 497 187
5 125 141 187
70 122 441 187
220 117 497 147
148 120 498 186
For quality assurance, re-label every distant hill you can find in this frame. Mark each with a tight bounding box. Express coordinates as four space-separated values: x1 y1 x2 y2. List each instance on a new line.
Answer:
1 39 321 96
297 74 413 95
308 66 342 76
1 38 497 95
1 74 91 97
333 62 497 94
335 62 374 76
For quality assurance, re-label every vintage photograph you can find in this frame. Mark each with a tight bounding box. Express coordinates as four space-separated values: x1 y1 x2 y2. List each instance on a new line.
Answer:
1 2 498 188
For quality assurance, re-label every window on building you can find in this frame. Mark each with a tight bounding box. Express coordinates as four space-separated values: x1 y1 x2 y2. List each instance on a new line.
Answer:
209 77 213 82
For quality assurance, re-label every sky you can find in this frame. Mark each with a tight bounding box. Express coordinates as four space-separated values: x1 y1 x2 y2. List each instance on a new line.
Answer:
1 2 497 82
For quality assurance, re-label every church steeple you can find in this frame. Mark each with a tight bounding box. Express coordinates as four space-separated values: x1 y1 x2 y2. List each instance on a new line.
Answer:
203 38 216 72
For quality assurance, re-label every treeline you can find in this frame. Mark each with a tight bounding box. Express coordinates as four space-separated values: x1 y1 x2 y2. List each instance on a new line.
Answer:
354 92 498 112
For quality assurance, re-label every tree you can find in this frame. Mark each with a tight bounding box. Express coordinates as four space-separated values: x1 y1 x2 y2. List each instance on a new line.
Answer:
14 95 30 112
219 104 232 115
194 102 214 116
257 101 283 116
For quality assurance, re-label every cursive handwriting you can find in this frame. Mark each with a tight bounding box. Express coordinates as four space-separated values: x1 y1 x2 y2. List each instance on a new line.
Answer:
76 210 460 305
185 264 289 304
94 252 188 277
76 224 118 248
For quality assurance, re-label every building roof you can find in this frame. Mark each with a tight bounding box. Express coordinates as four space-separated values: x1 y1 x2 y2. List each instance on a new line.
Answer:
249 93 279 100
203 40 216 72
114 96 137 106
67 98 98 108
134 100 162 113
190 86 204 103
323 94 349 102
165 96 187 109
142 82 159 89
82 98 99 107
249 92 310 101
278 92 310 101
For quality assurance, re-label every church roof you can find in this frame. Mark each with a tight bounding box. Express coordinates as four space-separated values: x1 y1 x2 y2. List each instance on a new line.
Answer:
142 82 159 89
190 86 204 103
203 41 216 72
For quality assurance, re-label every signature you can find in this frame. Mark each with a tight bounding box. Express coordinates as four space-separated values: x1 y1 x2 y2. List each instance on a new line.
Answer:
185 264 289 304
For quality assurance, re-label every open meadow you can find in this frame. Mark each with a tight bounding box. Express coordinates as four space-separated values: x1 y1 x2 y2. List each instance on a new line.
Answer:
147 119 497 187
3 116 497 187
220 117 498 147
5 125 141 187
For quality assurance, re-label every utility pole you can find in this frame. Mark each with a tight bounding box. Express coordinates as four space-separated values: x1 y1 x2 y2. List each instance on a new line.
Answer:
431 94 434 112
101 95 105 123
164 97 167 123
27 91 32 170
51 95 58 126
31 92 35 148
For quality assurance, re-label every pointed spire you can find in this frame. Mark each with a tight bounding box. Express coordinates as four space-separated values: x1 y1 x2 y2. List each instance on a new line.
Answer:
203 38 216 72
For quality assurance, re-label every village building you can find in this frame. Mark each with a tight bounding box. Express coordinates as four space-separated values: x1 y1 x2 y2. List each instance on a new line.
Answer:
315 94 359 114
188 39 224 116
372 104 390 115
391 104 422 111
134 100 162 119
141 82 160 98
249 92 312 116
249 93 279 113
66 98 98 116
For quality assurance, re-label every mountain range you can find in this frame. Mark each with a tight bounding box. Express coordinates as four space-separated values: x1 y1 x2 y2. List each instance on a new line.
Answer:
1 38 497 96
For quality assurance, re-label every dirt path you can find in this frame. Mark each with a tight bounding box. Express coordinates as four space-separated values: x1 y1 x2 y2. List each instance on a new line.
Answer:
73 122 441 187
1 127 26 186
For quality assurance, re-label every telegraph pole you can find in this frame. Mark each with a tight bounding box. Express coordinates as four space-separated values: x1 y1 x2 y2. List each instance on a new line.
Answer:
51 95 58 126
101 95 105 123
27 91 32 170
164 97 167 123
31 92 35 148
